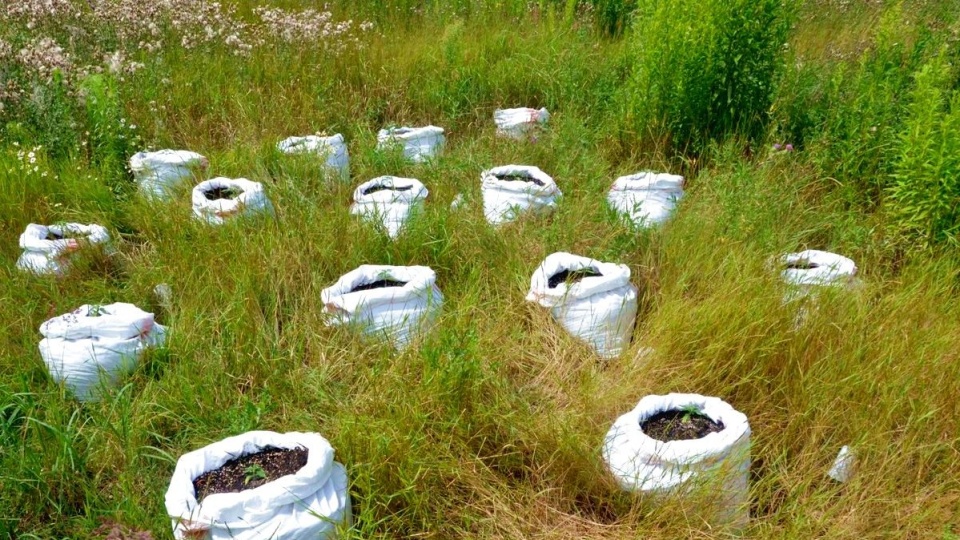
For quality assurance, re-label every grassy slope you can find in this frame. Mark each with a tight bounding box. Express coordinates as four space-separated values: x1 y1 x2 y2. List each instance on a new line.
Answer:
2 2 960 538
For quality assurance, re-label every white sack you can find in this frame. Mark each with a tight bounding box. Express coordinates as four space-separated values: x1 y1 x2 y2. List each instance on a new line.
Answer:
321 265 443 349
603 393 751 528
165 430 351 540
526 252 637 359
130 149 208 198
192 178 275 225
827 445 854 483
17 222 110 276
494 107 550 139
481 165 561 225
38 303 166 402
350 176 428 239
277 134 349 179
607 171 684 227
376 126 445 163
780 250 858 304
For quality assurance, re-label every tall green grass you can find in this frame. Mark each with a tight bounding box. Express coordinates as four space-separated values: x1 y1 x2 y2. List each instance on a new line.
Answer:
1 1 960 538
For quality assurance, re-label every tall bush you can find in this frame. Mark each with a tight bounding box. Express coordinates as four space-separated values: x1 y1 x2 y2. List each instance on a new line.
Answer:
622 0 787 152
887 51 960 248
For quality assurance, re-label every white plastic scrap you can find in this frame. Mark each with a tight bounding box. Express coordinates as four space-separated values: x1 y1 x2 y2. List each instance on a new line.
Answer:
350 176 428 239
191 178 275 225
827 445 854 483
480 165 561 225
376 125 445 163
526 252 638 359
494 107 550 139
129 149 208 198
277 133 350 179
607 171 685 227
17 222 110 276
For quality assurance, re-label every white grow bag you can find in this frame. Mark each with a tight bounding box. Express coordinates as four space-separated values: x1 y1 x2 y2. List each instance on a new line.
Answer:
165 430 351 540
321 265 443 349
376 126 445 163
526 252 638 359
277 134 350 179
603 393 751 528
780 250 858 303
481 165 561 225
192 178 275 225
38 303 166 402
130 149 208 198
607 172 685 227
350 176 428 239
494 107 550 139
17 222 110 275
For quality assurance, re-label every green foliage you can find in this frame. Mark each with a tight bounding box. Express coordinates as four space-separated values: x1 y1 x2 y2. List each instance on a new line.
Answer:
22 71 80 162
887 50 960 248
243 463 267 485
622 0 788 152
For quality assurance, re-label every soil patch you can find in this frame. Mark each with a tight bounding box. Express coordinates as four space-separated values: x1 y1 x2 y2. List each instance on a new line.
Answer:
46 231 64 240
351 279 407 292
785 259 819 270
641 409 724 441
495 173 544 186
363 184 413 195
204 187 243 201
548 268 602 288
192 446 308 502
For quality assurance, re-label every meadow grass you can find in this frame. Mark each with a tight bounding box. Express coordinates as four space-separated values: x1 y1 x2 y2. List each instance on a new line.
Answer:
2 1 960 538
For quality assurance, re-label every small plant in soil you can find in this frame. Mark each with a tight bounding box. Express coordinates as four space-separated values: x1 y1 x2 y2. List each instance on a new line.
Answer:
243 463 267 485
641 406 725 442
363 184 413 195
192 446 308 502
495 173 543 186
204 186 243 201
548 267 602 288
88 305 105 317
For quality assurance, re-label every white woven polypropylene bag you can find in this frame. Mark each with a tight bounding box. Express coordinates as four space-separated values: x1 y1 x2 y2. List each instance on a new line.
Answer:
129 149 207 198
376 126 445 163
350 176 428 239
493 107 550 139
321 265 443 349
38 303 166 402
526 252 637 359
192 178 275 225
165 431 351 540
607 172 685 227
17 223 110 275
277 134 350 179
781 250 857 288
603 393 751 528
481 165 561 225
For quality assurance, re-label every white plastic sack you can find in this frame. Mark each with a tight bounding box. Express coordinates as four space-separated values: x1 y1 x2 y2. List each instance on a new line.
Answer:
607 171 685 227
780 250 858 304
526 252 637 359
277 134 349 179
350 176 428 239
376 126 445 163
165 430 351 540
17 222 110 276
192 178 275 225
827 445 854 483
321 265 443 349
494 107 550 139
38 303 166 402
603 393 751 528
481 165 561 225
130 149 208 198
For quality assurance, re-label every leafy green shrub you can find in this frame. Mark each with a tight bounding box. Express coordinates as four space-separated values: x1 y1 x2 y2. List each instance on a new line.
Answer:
622 0 788 152
887 50 960 248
